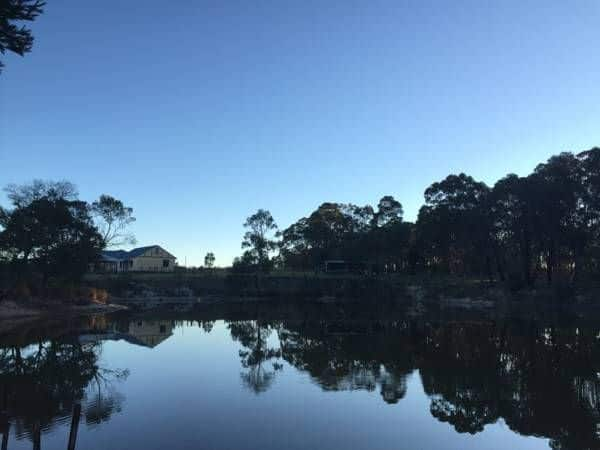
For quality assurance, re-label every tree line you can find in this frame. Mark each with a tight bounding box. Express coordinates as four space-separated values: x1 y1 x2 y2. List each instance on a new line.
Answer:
0 180 135 291
237 147 600 288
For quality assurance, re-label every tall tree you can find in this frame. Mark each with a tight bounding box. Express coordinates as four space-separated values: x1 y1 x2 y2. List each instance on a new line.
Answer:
4 179 77 208
489 174 536 286
305 203 374 265
204 252 215 268
418 174 490 275
278 217 312 271
0 196 103 282
0 181 104 284
531 153 584 283
370 196 405 271
242 209 278 270
90 195 136 247
374 196 403 227
577 147 600 277
0 0 45 72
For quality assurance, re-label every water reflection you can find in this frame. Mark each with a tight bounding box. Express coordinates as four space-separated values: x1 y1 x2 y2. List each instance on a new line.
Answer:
273 319 600 449
228 321 283 393
0 313 599 449
0 338 128 449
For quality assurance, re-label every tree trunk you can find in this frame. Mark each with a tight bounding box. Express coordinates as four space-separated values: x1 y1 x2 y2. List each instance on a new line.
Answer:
32 421 41 450
1 422 9 450
521 244 531 287
494 245 505 282
67 404 81 450
546 241 555 285
485 254 493 283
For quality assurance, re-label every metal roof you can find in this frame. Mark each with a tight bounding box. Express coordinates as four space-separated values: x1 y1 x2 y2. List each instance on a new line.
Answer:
100 245 174 262
126 246 156 258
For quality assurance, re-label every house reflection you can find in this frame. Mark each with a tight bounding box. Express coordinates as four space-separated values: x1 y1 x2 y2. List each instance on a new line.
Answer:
0 317 170 449
78 319 175 349
127 320 174 348
1 313 599 449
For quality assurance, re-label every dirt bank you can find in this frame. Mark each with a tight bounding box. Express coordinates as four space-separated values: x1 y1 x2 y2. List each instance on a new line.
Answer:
0 300 127 321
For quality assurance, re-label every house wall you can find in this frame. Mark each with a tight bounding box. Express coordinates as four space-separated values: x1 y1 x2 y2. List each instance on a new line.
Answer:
90 261 118 273
128 320 174 347
100 262 118 273
131 247 176 272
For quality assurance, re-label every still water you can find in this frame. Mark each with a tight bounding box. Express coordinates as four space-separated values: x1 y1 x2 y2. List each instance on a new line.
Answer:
1 307 599 450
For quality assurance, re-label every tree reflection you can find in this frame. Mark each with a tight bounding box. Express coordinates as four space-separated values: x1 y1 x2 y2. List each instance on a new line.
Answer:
12 314 598 449
278 321 413 403
228 321 282 393
419 322 502 433
267 318 600 449
199 320 215 334
0 339 127 448
416 322 600 449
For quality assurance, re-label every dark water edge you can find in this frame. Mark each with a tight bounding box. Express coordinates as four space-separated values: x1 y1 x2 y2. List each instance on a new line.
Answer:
84 272 600 314
82 271 583 298
2 293 599 346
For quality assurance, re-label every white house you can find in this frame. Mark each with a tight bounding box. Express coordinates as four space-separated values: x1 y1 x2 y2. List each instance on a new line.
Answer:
98 245 177 273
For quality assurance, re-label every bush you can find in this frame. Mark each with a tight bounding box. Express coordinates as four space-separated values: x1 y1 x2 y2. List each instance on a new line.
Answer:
506 271 527 293
13 282 32 301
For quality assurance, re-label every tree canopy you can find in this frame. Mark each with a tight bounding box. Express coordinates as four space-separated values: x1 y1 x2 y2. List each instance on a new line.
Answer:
0 180 134 288
238 209 278 272
266 147 600 287
0 0 45 72
91 194 136 248
204 252 215 268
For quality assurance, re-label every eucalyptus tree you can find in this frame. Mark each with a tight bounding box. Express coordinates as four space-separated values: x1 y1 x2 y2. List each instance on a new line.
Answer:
0 0 45 72
91 195 136 248
417 173 491 275
204 252 215 269
0 183 103 283
242 209 278 271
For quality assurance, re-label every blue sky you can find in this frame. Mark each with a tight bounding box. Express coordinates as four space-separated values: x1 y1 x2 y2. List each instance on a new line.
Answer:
1 1 599 266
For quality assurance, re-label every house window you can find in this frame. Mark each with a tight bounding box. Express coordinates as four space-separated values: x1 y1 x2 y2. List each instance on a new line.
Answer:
160 325 166 333
163 259 170 268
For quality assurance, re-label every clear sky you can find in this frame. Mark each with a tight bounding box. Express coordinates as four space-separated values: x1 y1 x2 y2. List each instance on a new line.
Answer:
1 1 599 266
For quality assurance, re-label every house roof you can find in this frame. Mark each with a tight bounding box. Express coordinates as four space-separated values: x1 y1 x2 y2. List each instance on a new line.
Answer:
101 250 129 261
127 246 156 258
101 245 175 262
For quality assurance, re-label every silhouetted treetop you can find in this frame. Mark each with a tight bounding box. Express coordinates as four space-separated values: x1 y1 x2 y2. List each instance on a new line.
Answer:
4 179 77 207
374 196 403 227
0 180 136 286
271 146 600 286
240 209 278 272
91 194 136 247
424 173 489 210
0 0 45 72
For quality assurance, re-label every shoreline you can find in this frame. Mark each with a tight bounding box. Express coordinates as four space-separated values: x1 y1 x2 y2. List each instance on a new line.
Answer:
3 272 600 327
0 300 128 321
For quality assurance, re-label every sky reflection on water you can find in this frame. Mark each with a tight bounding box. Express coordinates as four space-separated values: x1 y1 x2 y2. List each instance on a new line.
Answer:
3 313 597 450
